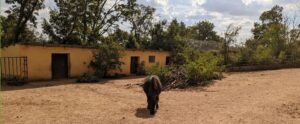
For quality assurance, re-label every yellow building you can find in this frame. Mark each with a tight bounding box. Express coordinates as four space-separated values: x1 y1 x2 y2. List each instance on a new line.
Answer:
0 43 171 81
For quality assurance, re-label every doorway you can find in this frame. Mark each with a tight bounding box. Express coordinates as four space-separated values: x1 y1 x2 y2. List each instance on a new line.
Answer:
130 56 139 74
52 54 69 79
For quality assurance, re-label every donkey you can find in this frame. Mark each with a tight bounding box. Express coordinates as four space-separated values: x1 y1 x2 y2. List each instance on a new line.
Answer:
143 75 162 115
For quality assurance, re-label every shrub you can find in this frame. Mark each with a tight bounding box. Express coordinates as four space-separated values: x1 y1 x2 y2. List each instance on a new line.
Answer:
253 45 274 64
278 51 286 63
76 73 99 83
136 61 146 75
146 52 223 89
90 42 124 78
146 63 171 85
183 52 222 84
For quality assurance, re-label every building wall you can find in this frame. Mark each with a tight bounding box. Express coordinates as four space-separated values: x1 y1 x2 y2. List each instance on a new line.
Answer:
1 44 170 80
1 44 23 57
118 50 170 75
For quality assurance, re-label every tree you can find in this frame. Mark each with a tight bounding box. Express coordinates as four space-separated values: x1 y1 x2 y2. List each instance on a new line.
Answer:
42 1 81 44
149 20 167 50
251 5 283 40
0 16 3 47
190 20 220 41
165 19 187 51
1 15 38 47
247 5 287 61
107 28 130 47
122 0 155 49
85 0 125 45
4 0 44 46
43 0 126 45
90 41 124 78
223 24 241 65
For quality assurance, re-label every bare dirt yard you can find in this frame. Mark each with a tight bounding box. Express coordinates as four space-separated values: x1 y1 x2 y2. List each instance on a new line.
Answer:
1 69 300 124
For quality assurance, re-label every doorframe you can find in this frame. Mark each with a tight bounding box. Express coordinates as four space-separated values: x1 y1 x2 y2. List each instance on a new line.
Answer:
51 53 70 79
130 56 139 74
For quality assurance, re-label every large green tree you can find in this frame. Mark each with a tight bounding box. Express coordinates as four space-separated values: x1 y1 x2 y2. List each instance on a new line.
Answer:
122 0 155 49
251 5 283 40
247 5 286 58
2 0 44 47
190 20 220 41
149 20 167 50
43 0 126 45
42 0 81 45
90 40 124 78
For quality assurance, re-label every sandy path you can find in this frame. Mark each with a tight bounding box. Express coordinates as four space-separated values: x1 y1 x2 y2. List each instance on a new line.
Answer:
1 69 300 124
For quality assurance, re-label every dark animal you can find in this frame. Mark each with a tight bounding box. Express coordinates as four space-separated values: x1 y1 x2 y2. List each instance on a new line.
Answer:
143 75 162 115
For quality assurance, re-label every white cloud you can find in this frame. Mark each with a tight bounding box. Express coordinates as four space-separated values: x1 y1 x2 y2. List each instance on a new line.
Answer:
242 0 273 5
151 0 168 6
1 0 300 43
192 0 206 6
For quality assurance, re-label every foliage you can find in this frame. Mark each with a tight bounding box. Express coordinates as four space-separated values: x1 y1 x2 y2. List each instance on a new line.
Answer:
43 0 126 45
107 28 130 47
90 41 124 78
252 45 274 64
136 61 146 75
190 20 221 41
5 0 44 42
1 16 39 47
183 52 223 83
146 63 171 84
121 0 155 49
1 0 44 47
223 24 242 65
76 73 99 83
230 5 300 66
146 51 223 89
148 20 168 50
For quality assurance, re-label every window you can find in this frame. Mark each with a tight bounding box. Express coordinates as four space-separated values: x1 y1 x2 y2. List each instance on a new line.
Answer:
149 56 155 63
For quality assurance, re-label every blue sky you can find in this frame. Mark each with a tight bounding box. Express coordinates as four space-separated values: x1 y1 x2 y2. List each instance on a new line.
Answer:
1 0 300 43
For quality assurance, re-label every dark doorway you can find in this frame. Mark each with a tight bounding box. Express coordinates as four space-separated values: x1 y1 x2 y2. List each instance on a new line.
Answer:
166 56 171 65
130 56 139 74
52 54 69 79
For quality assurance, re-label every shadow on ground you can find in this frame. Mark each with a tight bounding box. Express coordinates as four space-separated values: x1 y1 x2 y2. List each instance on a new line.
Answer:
0 79 110 91
135 108 154 119
1 76 147 91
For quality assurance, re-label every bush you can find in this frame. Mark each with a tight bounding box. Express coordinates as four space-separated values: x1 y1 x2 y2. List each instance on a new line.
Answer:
183 52 223 84
146 52 223 89
146 63 171 84
5 76 27 86
278 51 287 63
136 61 146 75
253 45 274 64
76 73 99 83
89 41 124 78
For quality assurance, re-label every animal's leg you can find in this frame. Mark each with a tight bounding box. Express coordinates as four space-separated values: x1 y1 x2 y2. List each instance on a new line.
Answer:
156 96 159 110
149 97 156 115
147 95 150 109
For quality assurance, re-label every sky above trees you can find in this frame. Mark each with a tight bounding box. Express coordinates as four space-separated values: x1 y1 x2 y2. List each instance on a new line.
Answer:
1 0 299 43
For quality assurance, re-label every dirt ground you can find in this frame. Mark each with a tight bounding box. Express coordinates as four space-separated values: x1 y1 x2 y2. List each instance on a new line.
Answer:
1 69 300 124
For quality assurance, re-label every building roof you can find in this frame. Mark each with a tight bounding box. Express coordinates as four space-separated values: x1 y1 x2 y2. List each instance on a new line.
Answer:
18 42 170 53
